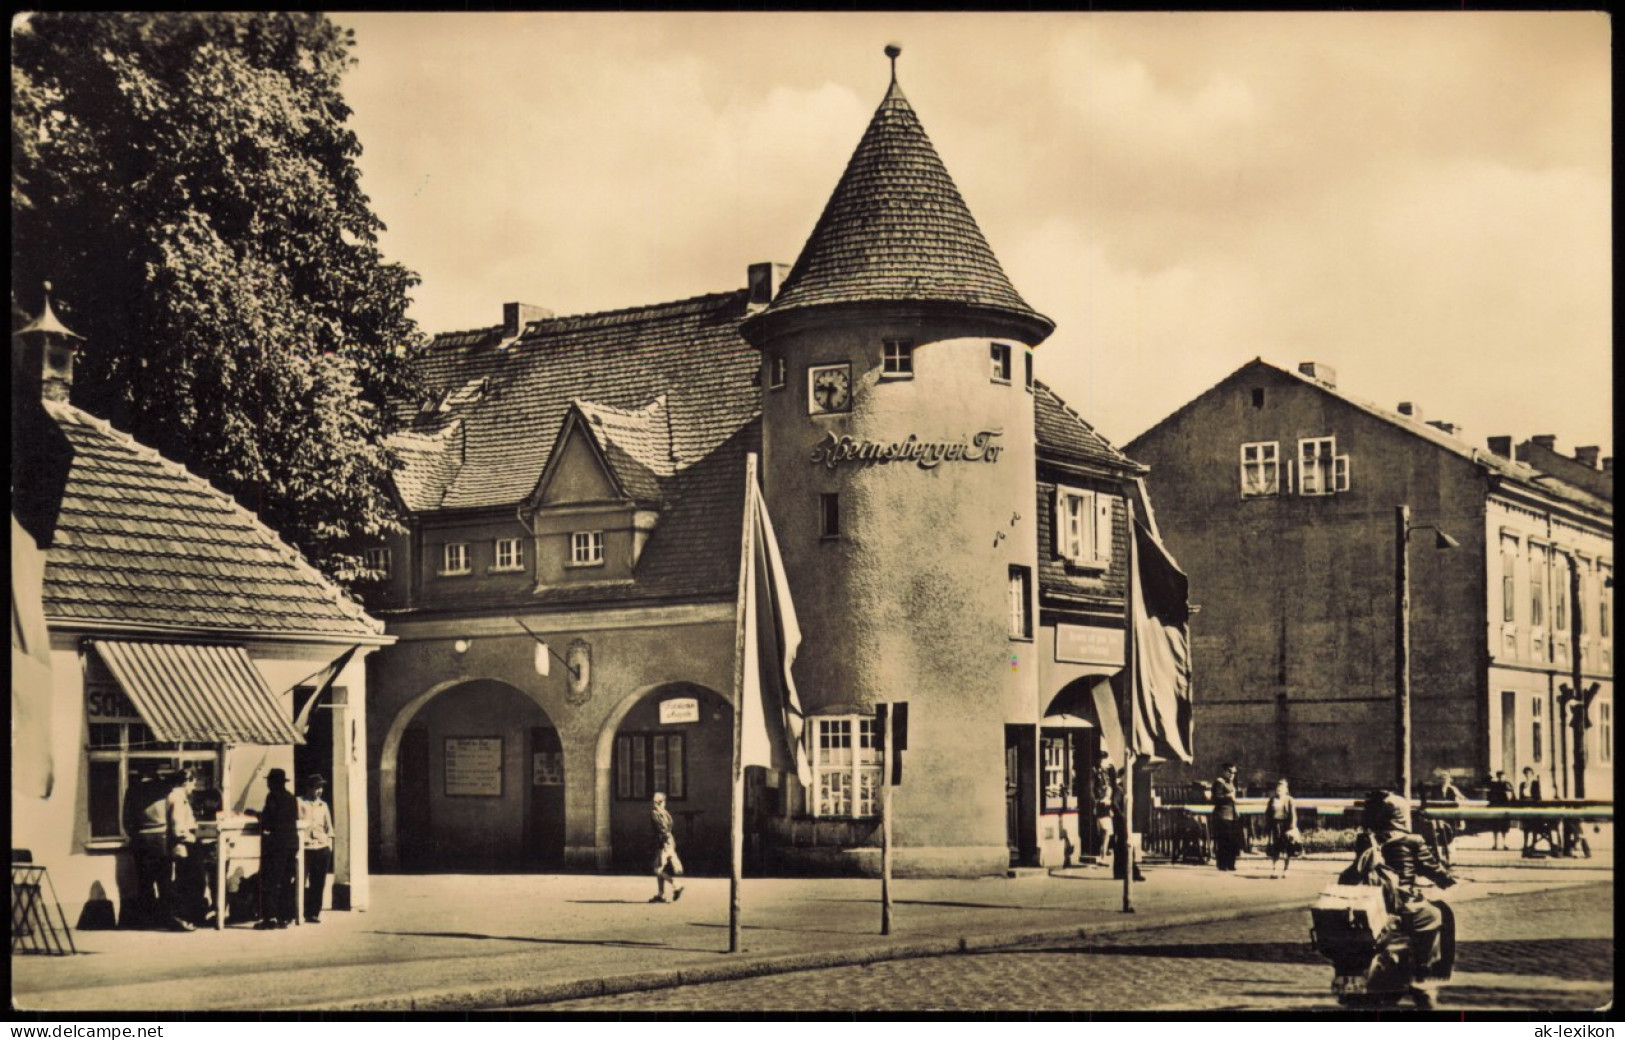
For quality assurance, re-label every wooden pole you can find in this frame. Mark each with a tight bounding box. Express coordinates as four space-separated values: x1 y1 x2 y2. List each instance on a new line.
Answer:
1568 553 1588 798
881 704 894 935
1396 504 1412 801
1122 497 1136 914
727 454 759 953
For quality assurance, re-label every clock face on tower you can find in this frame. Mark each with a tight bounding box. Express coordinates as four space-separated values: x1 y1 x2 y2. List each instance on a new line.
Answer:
808 363 852 415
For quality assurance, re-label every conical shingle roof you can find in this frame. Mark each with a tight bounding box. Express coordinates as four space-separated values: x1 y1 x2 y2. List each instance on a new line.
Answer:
746 71 1052 342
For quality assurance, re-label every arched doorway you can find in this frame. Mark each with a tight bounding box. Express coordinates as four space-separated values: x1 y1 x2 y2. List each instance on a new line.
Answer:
387 679 563 872
1041 677 1116 864
604 682 733 874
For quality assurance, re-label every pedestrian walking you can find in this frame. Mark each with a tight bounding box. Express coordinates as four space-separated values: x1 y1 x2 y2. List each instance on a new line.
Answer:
1210 763 1243 872
1518 766 1551 855
252 768 300 928
1264 778 1298 878
649 792 684 903
300 774 335 923
1485 770 1515 849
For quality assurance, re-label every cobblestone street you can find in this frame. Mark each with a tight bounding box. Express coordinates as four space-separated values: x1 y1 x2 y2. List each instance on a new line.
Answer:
544 880 1613 1012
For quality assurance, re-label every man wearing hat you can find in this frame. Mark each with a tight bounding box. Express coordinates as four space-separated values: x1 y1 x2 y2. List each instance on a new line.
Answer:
300 774 335 923
254 767 301 928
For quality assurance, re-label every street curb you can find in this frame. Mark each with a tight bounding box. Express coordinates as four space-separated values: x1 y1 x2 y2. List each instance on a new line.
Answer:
305 895 1318 1012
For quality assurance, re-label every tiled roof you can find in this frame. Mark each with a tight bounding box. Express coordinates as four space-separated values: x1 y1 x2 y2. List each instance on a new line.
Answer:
395 291 761 512
1034 381 1144 474
749 80 1052 337
42 402 384 638
573 396 674 505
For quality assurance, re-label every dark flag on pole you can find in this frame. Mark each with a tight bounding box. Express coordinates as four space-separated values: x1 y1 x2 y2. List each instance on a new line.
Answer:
1130 519 1194 763
293 645 360 737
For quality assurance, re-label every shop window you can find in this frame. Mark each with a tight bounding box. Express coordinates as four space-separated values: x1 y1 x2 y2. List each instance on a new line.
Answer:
1009 565 1033 640
440 542 471 576
85 682 216 843
820 493 840 540
615 732 686 800
811 716 880 818
990 343 1012 384
493 537 524 572
1240 442 1279 498
364 546 392 578
882 339 914 378
571 531 604 567
1041 732 1079 812
1054 487 1111 569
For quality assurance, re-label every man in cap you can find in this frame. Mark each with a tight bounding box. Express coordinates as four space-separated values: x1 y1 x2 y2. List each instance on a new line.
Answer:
1352 786 1456 1009
254 767 300 928
300 774 335 923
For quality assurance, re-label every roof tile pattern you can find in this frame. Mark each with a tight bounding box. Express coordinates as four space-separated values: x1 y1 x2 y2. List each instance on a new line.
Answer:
573 396 674 505
1034 380 1141 472
759 82 1050 332
43 402 383 637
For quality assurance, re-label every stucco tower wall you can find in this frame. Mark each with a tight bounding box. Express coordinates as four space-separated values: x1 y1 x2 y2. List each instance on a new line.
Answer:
760 312 1040 873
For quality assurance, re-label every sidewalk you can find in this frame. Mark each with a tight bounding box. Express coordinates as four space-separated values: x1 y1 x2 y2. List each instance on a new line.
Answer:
11 834 1611 1013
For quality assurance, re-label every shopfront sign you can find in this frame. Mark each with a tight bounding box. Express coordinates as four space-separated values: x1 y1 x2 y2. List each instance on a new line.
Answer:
444 736 503 797
810 430 1004 470
659 698 700 725
1056 624 1124 667
86 682 142 723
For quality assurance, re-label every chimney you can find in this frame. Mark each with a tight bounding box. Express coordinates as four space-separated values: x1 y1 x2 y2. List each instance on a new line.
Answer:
1487 436 1513 458
747 262 792 308
502 302 551 338
13 282 84 403
1530 434 1557 452
1427 420 1462 438
1604 457 1614 475
1297 361 1337 387
1397 402 1422 420
1574 445 1600 469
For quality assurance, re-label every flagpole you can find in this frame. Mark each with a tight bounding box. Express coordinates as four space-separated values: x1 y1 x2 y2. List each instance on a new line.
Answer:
728 453 760 953
881 704 894 935
1122 497 1137 914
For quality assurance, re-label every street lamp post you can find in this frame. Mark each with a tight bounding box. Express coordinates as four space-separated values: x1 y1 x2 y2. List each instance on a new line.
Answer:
1396 504 1458 801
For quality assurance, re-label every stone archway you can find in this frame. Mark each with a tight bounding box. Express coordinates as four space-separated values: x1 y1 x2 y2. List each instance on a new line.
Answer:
592 681 734 872
378 677 561 871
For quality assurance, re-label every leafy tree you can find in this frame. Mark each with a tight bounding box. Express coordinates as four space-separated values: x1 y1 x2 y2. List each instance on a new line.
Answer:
12 12 423 584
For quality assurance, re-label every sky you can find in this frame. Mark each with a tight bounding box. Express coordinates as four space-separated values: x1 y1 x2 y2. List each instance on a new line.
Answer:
335 11 1611 455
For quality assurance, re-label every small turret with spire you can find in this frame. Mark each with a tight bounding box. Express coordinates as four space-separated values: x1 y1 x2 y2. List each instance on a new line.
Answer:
14 281 84 403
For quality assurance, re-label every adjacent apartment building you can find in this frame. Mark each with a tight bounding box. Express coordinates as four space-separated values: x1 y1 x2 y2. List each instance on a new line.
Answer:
1125 358 1613 798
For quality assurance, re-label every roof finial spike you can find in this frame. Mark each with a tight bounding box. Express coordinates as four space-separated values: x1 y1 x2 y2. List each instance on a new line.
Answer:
885 42 901 86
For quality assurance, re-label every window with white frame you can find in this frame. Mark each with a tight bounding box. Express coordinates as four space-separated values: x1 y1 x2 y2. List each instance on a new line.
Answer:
440 542 471 576
990 343 1012 383
1240 442 1280 497
85 679 216 842
1054 486 1112 568
1530 545 1547 628
882 339 914 377
1041 731 1078 812
571 531 604 567
493 537 524 572
1009 565 1033 639
1298 437 1338 495
364 546 392 578
811 716 881 817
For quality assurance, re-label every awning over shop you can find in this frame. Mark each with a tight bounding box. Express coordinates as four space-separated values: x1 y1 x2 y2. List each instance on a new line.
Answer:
89 639 303 745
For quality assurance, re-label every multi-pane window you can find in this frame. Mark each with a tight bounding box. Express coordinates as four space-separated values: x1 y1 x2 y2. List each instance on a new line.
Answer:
1041 732 1079 812
493 537 524 572
364 547 393 578
86 681 216 842
811 716 881 818
990 343 1012 383
769 355 787 391
1600 566 1612 638
440 542 471 576
1532 698 1543 763
614 732 686 800
1298 437 1337 495
1008 565 1033 639
1530 546 1546 627
1501 541 1517 623
819 493 840 540
882 339 914 377
1056 487 1111 568
571 531 604 567
1601 701 1613 764
1240 442 1280 497
1555 571 1569 632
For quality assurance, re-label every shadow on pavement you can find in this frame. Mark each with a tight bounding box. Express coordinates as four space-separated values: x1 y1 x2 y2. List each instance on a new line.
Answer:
367 929 713 953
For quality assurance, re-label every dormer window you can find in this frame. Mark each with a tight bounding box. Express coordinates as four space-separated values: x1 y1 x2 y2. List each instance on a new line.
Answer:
991 343 1012 384
439 542 470 577
882 339 914 378
364 547 393 578
571 531 605 567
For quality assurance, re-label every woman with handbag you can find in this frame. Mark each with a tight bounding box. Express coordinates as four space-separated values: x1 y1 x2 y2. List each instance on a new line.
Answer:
1264 778 1299 878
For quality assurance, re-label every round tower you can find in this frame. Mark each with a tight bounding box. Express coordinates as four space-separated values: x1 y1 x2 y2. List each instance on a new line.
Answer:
742 47 1054 875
